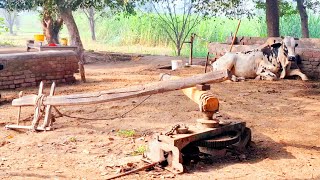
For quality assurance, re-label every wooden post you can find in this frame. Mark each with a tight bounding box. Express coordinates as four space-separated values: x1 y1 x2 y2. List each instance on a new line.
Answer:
229 20 241 52
205 52 210 73
16 91 23 125
189 33 195 65
79 63 86 83
42 82 56 130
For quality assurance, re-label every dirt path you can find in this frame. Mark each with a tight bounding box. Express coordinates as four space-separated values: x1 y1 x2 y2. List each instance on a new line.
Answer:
0 55 319 179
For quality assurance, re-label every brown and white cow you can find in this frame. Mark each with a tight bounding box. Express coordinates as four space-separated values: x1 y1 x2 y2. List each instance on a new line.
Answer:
211 36 308 81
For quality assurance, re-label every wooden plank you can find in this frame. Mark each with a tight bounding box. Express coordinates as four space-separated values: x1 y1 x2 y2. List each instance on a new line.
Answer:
39 46 78 51
5 124 51 131
41 82 56 129
16 91 24 125
12 70 230 107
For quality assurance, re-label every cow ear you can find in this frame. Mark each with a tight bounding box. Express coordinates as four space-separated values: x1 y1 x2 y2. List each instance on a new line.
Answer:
271 43 282 48
295 44 298 47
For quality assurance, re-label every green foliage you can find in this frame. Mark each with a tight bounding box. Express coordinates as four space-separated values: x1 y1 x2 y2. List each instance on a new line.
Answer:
197 0 255 19
0 0 136 14
0 17 8 34
130 145 147 156
255 0 298 17
69 136 77 142
117 129 136 138
71 12 320 57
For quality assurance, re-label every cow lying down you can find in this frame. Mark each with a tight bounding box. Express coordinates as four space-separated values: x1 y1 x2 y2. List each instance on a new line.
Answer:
211 36 308 81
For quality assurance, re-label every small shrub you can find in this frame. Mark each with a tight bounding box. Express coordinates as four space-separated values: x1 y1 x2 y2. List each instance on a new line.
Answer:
117 129 136 138
131 145 147 156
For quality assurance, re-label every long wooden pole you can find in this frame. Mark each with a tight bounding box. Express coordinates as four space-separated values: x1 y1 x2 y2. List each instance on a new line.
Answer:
189 33 195 65
105 162 158 180
229 20 241 52
12 70 230 107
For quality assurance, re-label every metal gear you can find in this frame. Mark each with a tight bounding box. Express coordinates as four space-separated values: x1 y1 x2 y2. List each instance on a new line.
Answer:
192 130 241 149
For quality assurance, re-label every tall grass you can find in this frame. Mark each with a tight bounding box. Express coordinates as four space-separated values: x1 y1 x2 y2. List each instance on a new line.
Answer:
1 11 319 57
73 12 320 57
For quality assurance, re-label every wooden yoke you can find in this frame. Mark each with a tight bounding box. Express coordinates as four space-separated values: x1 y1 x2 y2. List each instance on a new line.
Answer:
6 70 229 132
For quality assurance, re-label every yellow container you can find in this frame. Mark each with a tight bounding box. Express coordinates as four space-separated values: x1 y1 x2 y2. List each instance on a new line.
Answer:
61 38 68 46
34 34 45 42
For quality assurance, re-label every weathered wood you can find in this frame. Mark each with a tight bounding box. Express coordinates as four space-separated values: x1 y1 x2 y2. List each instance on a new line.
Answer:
162 74 219 113
41 82 56 129
12 70 230 107
16 91 23 125
229 20 241 52
5 124 51 131
30 82 44 131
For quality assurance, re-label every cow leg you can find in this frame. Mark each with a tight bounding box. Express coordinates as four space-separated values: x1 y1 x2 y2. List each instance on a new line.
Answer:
256 66 277 81
230 75 245 82
280 58 290 79
286 69 309 81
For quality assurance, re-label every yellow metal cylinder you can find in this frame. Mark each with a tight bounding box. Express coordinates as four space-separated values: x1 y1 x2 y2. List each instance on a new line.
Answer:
34 34 45 42
61 38 68 46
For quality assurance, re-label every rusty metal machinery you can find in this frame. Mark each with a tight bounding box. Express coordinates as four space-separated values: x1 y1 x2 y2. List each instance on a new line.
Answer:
143 77 251 174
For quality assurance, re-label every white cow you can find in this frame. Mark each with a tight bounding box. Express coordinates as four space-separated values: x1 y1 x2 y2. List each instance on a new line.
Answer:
211 36 308 81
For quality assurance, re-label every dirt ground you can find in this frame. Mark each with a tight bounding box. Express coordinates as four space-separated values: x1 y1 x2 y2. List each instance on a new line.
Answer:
0 51 320 180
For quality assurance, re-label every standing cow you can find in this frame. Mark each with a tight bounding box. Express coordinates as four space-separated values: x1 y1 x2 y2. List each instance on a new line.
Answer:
211 36 308 81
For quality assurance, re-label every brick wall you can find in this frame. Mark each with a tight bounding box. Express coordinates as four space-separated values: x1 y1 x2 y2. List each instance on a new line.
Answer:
231 36 320 49
208 41 320 79
0 51 79 90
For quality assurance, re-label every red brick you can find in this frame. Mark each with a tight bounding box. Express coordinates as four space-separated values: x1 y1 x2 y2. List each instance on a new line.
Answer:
14 75 25 79
312 51 320 58
25 78 36 83
14 79 24 84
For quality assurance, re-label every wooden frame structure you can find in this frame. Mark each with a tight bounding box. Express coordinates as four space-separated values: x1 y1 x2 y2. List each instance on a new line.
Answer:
5 70 230 131
6 82 56 131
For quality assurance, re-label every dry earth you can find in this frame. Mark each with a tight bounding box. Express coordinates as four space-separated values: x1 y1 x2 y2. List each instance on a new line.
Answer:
0 51 320 180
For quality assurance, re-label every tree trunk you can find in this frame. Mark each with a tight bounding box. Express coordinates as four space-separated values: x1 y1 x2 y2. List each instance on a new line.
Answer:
58 6 86 82
42 11 63 44
266 0 280 37
9 24 13 35
297 0 309 38
42 17 55 44
88 7 96 41
177 46 181 56
3 10 16 35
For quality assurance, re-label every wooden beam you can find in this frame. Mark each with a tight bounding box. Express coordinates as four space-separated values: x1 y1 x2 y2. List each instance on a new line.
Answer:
12 70 230 107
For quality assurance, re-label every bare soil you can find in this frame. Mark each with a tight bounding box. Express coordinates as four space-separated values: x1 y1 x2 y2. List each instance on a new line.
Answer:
0 51 320 180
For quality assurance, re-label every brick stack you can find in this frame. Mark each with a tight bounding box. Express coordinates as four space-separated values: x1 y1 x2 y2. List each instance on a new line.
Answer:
208 38 320 79
296 48 320 78
229 36 320 49
0 51 79 90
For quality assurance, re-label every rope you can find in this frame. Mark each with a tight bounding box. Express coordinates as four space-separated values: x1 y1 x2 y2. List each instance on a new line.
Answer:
164 124 187 136
52 75 167 121
35 94 45 108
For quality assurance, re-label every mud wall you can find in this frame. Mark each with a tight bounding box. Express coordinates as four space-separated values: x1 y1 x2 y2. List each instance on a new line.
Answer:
0 51 79 90
208 38 320 79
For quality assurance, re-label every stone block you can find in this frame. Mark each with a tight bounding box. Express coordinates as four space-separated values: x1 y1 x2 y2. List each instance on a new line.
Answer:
25 77 36 83
2 81 13 85
14 79 24 84
21 83 32 87
14 75 25 79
